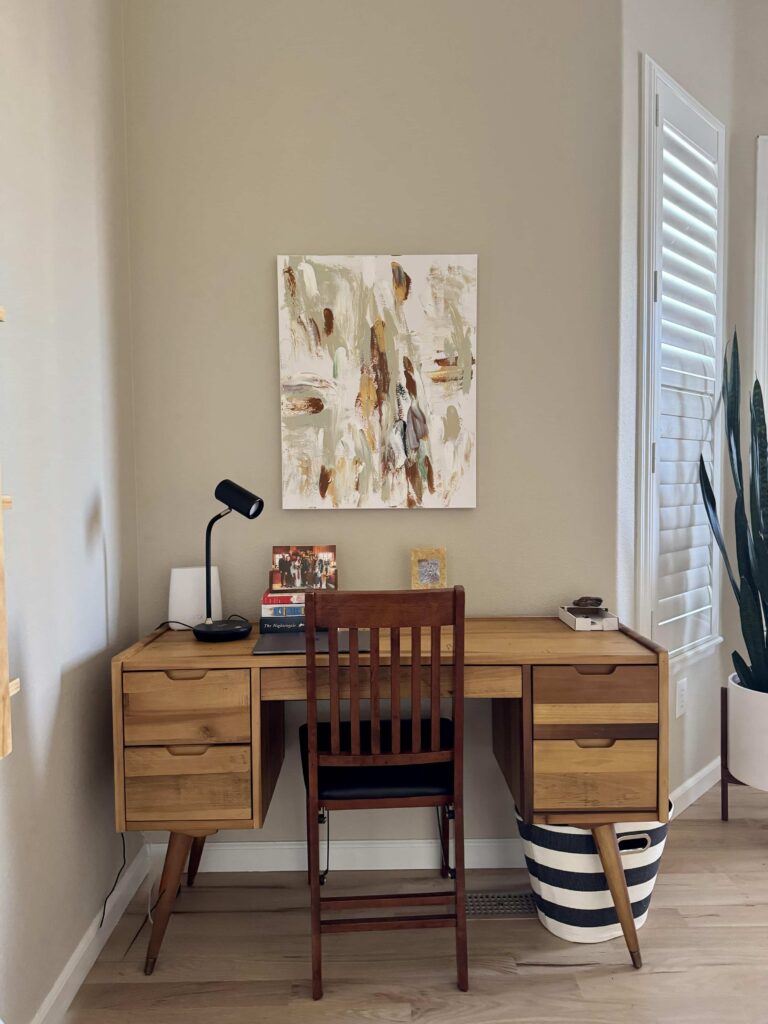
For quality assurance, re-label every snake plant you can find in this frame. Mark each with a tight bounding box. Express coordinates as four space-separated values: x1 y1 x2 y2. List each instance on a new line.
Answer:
699 332 768 693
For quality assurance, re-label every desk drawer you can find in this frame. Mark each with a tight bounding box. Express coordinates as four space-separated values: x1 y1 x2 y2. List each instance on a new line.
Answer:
125 745 252 822
259 664 521 700
123 670 250 745
533 739 658 812
533 666 658 731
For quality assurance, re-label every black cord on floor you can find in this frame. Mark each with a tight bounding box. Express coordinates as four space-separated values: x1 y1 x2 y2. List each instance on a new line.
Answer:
320 811 330 884
435 806 454 878
100 833 126 928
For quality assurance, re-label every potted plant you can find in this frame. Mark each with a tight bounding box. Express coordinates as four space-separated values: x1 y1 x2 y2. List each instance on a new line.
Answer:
700 332 768 792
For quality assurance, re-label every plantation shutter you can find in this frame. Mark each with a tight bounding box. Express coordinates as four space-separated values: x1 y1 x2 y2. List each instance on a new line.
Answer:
649 72 725 655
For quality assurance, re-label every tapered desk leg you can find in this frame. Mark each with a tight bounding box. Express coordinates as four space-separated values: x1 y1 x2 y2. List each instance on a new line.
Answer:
187 836 206 887
592 824 642 969
144 832 193 975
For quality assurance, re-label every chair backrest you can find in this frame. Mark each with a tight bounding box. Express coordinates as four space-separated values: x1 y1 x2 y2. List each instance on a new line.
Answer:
305 587 465 771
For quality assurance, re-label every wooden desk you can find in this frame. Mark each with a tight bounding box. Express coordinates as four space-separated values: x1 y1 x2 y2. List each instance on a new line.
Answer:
112 618 668 973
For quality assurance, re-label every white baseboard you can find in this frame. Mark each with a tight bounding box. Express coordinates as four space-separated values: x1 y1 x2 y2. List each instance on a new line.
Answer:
30 846 149 1024
147 837 525 877
670 755 720 818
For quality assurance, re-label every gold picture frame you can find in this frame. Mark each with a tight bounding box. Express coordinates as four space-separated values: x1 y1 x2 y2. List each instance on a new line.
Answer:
410 547 447 590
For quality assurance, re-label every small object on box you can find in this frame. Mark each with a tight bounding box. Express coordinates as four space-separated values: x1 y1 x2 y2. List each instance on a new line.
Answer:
571 595 603 608
559 597 618 631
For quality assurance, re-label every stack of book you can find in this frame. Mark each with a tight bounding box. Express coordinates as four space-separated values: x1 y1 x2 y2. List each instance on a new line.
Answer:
259 589 306 634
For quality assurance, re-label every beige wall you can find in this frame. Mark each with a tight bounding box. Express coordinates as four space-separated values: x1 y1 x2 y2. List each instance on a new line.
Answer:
0 2 139 1021
123 0 623 844
618 0 736 795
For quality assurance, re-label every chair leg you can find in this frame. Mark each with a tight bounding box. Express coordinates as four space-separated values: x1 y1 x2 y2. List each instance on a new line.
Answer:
440 805 450 878
144 832 193 975
308 798 323 999
592 824 641 968
453 803 469 992
306 798 312 885
186 836 206 887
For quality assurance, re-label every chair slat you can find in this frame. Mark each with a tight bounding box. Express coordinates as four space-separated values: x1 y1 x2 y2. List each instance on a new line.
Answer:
411 626 421 753
370 627 380 754
329 627 340 754
349 627 360 755
391 627 401 754
431 625 440 751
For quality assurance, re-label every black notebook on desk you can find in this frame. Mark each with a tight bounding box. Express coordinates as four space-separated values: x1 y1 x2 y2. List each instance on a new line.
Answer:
253 630 371 656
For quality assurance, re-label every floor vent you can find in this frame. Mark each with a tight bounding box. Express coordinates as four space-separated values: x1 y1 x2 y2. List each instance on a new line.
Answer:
466 890 537 918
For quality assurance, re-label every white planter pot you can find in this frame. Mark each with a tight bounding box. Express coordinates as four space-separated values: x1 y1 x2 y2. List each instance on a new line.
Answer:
728 673 768 792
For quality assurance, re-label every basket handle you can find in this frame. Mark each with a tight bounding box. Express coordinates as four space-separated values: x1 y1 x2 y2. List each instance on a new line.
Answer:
617 832 652 853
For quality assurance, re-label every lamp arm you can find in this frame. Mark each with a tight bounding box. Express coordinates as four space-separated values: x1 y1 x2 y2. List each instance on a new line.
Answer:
204 508 231 621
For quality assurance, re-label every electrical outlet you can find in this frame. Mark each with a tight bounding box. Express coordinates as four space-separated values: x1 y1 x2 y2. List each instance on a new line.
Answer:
676 677 688 718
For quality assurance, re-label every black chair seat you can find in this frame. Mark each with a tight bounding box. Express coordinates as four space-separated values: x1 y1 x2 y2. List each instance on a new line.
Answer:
299 719 454 801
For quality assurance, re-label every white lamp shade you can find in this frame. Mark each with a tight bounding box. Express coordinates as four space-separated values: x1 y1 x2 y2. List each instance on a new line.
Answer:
168 566 222 630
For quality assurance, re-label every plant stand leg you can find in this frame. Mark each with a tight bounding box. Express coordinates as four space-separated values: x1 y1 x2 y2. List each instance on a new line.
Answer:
592 824 641 969
721 686 729 822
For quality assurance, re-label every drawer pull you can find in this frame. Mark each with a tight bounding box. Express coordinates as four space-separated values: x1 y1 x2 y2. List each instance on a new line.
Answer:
166 744 209 756
573 738 616 749
574 665 617 676
165 670 208 681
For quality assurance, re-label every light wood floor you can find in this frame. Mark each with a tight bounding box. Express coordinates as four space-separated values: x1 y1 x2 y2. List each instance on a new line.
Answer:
67 785 768 1023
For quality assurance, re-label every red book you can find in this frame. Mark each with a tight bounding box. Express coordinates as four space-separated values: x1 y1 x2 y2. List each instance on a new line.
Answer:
261 589 306 605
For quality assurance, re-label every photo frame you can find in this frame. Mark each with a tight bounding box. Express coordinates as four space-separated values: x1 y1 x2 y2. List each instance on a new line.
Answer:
270 545 337 591
410 547 447 590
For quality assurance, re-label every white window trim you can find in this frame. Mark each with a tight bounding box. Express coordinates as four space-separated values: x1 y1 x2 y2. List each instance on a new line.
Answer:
754 136 768 389
636 56 726 660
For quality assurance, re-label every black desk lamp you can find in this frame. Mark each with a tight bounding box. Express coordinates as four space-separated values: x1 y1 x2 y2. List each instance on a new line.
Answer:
193 479 264 642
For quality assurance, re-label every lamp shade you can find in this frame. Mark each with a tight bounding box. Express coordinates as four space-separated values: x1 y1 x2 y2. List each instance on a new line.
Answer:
214 479 264 519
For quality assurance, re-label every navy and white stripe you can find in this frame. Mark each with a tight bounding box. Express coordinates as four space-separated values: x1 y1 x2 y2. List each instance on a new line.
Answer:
516 807 670 943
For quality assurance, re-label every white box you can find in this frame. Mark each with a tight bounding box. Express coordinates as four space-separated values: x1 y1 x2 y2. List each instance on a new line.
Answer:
558 605 619 631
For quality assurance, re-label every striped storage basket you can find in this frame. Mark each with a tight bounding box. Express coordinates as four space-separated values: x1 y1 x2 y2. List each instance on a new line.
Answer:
516 807 670 943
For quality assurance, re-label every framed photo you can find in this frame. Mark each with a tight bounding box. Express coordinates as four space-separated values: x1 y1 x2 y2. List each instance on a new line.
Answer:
271 545 337 591
410 547 447 590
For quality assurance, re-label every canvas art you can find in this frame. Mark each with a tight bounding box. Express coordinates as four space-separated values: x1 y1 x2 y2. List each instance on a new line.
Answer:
277 254 477 509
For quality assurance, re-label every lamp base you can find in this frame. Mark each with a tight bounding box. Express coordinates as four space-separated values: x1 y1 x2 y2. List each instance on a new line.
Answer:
193 619 253 643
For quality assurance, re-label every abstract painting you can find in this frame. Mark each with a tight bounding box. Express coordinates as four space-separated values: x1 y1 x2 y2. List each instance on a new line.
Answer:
277 254 477 509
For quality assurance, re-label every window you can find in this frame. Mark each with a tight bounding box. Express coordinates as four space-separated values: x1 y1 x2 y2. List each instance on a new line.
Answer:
638 59 726 657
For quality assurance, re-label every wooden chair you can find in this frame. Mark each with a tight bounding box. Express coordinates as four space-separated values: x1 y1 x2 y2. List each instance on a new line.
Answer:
301 586 467 1000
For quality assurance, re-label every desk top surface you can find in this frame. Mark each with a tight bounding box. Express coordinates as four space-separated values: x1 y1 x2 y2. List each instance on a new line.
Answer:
117 617 660 670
